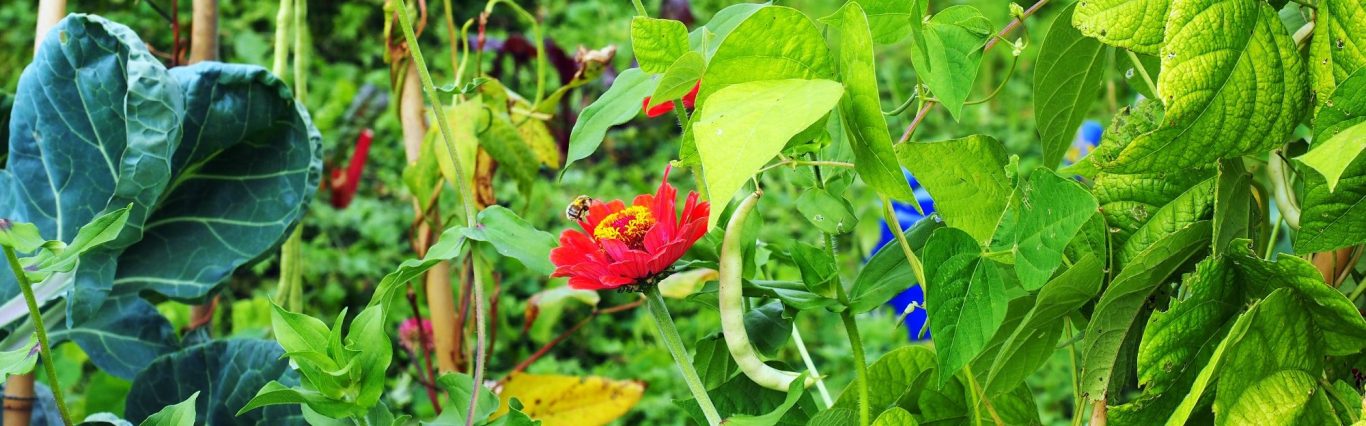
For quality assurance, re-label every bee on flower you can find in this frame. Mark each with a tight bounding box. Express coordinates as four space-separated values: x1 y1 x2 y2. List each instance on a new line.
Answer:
549 166 709 291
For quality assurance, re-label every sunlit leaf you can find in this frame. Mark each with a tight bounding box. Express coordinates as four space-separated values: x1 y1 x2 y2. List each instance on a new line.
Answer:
495 373 644 426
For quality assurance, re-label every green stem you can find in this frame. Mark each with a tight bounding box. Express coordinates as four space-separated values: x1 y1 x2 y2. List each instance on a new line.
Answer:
1264 216 1284 259
963 364 1004 425
790 326 833 408
393 7 491 425
270 0 292 77
1125 50 1157 98
881 198 927 289
484 0 547 107
1066 318 1084 426
828 234 870 426
4 246 72 426
645 287 721 425
632 0 647 16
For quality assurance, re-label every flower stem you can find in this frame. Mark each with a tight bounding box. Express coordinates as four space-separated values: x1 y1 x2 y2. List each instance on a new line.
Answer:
644 286 721 425
791 326 832 408
1125 50 1157 97
881 197 927 290
827 234 870 426
4 246 72 426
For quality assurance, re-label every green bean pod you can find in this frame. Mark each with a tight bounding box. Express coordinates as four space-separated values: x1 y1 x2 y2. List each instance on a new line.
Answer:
719 191 814 391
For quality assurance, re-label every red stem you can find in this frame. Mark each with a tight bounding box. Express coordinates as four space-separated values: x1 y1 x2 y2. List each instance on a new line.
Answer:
171 0 181 66
406 286 443 413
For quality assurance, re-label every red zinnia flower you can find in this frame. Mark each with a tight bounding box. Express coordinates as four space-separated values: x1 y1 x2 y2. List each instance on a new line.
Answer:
550 167 710 291
398 317 434 353
641 80 701 118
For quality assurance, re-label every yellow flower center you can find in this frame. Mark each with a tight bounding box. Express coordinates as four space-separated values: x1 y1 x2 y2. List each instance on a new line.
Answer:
593 206 656 248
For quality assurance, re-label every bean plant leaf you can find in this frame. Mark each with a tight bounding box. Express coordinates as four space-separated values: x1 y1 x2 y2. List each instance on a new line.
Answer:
725 372 808 426
688 3 766 59
1309 0 1366 105
872 408 916 426
906 3 992 120
795 188 858 235
1299 122 1366 192
984 255 1103 396
1228 243 1366 354
923 227 1008 386
693 334 739 390
1213 290 1337 425
111 62 323 303
631 17 690 74
647 52 705 109
125 339 302 425
998 170 1099 291
696 6 835 105
1035 3 1109 169
848 238 918 314
693 79 844 227
678 368 821 426
832 345 938 412
1212 160 1253 256
1072 0 1169 55
1296 152 1366 252
896 135 1010 244
855 0 924 44
564 68 657 171
1081 222 1211 402
1108 0 1308 173
1111 257 1241 423
1115 177 1214 269
823 2 917 204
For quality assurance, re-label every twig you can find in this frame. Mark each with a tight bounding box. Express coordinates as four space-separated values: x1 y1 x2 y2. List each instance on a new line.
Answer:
898 0 1051 143
499 298 644 382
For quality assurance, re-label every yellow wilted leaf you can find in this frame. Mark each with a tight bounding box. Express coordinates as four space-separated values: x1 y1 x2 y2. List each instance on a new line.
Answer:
494 373 644 425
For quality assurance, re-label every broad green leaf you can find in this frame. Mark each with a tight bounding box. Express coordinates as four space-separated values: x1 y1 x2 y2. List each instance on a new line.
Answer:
808 409 859 426
693 334 739 390
985 255 1103 396
1000 170 1099 291
744 301 793 358
1081 222 1211 402
1072 0 1169 55
1296 153 1366 252
1215 290 1335 425
1109 0 1308 173
1313 69 1366 144
744 280 842 311
1212 160 1253 256
1300 122 1366 192
1116 177 1214 268
795 188 858 235
790 242 837 298
1 14 181 323
1325 380 1363 424
0 221 44 253
115 62 322 304
832 345 938 412
138 392 198 426
1035 3 1109 169
824 2 917 204
647 52 704 109
1111 257 1241 423
872 408 917 426
630 17 689 74
907 4 992 120
0 334 37 381
696 6 835 105
461 206 556 275
725 372 808 426
1309 0 1366 105
1164 287 1262 425
127 339 302 425
688 3 765 59
342 306 392 411
49 292 178 379
564 68 657 171
1228 243 1366 354
923 227 1008 386
239 382 352 421
693 79 844 227
896 135 1010 243
854 0 925 44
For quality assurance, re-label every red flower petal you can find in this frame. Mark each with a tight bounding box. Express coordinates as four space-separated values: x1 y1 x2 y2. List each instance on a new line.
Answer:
682 81 700 109
642 96 676 117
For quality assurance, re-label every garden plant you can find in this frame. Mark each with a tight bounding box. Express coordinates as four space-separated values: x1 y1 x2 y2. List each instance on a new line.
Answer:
0 0 1364 425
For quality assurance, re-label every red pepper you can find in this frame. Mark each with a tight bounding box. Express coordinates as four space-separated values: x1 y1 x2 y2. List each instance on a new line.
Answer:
329 128 373 209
